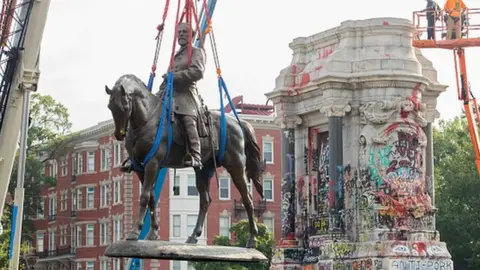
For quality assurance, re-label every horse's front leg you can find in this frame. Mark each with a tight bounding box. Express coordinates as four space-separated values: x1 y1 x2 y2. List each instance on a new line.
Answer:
126 161 159 240
186 168 212 244
145 194 159 240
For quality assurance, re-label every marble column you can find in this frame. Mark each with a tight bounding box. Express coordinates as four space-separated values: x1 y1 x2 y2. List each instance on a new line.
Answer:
425 122 435 206
280 127 297 246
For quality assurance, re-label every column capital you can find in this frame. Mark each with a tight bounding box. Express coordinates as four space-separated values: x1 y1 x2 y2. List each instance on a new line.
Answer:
319 102 351 117
275 115 302 129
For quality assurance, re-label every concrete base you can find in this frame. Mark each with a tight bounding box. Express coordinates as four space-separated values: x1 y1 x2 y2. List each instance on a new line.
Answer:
104 240 268 262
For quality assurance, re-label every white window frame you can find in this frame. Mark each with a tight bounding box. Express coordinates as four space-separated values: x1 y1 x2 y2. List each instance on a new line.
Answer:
186 215 197 236
172 261 181 270
218 176 230 200
60 226 67 246
76 225 82 247
100 222 108 245
173 175 180 196
60 156 68 176
48 230 55 251
36 232 44 252
49 160 57 177
49 196 56 217
113 142 122 167
262 140 274 164
113 219 122 242
77 262 83 270
86 187 94 209
263 177 274 202
87 151 95 172
172 215 181 237
100 184 109 207
77 152 84 174
219 216 231 238
187 174 198 196
113 180 121 204
100 148 110 171
86 261 94 270
113 259 121 270
86 224 94 246
263 216 274 233
247 181 253 196
100 260 108 270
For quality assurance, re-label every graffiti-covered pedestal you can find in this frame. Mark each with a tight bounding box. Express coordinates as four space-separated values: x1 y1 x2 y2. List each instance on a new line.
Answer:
266 18 453 270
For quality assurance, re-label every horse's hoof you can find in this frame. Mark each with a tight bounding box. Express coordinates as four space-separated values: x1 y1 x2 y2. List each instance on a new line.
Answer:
186 236 198 244
126 231 140 240
246 237 257 248
146 230 159 241
120 165 133 173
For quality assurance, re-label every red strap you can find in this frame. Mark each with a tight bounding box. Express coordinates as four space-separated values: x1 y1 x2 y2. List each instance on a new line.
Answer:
169 0 183 69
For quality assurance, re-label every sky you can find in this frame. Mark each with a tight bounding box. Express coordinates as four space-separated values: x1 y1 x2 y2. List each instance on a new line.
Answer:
37 0 480 132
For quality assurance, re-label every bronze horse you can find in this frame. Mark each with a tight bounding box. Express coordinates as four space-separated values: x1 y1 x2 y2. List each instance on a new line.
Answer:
105 74 264 248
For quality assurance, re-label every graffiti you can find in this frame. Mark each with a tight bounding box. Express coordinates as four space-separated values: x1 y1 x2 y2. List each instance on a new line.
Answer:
304 146 309 175
391 259 453 270
333 242 355 258
310 215 329 235
312 148 320 171
316 135 329 215
352 259 372 270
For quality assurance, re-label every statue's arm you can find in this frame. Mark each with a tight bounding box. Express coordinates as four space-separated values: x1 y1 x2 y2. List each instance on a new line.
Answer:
174 48 205 84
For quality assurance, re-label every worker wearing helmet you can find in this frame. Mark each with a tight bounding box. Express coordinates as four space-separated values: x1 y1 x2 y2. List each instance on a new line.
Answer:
444 0 467 39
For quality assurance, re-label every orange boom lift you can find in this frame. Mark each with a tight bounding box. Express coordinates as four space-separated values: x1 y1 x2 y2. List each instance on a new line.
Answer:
413 8 480 175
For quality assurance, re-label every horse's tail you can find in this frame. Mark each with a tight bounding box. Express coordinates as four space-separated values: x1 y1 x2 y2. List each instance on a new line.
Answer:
241 120 264 199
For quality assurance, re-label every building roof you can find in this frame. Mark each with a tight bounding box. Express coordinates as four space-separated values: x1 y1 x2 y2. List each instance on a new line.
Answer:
224 95 275 116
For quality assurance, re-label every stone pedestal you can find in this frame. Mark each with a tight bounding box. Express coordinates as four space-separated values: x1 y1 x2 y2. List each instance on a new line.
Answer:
267 18 452 270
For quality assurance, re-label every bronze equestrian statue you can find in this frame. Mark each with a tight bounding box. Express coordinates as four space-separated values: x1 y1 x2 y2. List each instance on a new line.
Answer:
104 22 265 248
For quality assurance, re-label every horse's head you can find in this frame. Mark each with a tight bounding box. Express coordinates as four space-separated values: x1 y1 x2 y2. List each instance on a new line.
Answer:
105 84 132 141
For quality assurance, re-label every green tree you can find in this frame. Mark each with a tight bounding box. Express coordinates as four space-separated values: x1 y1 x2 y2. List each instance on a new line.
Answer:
434 116 480 269
1 93 72 266
192 219 274 270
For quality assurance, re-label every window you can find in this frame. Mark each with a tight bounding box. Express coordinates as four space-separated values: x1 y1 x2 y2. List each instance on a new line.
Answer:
72 154 78 175
219 177 230 200
263 178 273 201
60 192 67 211
87 151 95 172
86 224 94 246
100 260 108 270
48 230 55 251
173 175 180 196
72 190 77 211
37 199 44 218
71 226 76 250
263 217 274 233
49 196 56 217
60 226 67 245
114 180 121 204
172 215 181 237
247 181 252 196
187 175 198 196
49 161 57 177
86 261 94 270
60 156 68 176
187 262 196 270
77 262 83 270
77 152 84 174
263 140 273 164
114 142 122 166
100 222 109 245
100 184 109 207
86 187 94 208
113 259 121 270
36 233 44 252
219 216 230 238
172 261 181 270
113 219 122 242
101 148 111 171
76 225 82 246
187 215 197 236
77 189 83 209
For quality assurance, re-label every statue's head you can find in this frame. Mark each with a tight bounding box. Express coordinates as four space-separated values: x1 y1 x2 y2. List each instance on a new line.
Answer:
177 22 196 47
105 84 131 141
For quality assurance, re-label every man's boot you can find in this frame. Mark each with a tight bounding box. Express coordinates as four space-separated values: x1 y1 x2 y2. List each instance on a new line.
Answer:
183 115 202 168
120 158 133 173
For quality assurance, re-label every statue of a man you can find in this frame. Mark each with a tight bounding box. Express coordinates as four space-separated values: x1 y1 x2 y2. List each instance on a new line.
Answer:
120 22 205 173
156 22 205 168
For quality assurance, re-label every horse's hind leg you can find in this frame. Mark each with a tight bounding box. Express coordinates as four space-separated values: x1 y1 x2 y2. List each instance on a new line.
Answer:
186 168 212 244
227 166 258 248
145 194 159 240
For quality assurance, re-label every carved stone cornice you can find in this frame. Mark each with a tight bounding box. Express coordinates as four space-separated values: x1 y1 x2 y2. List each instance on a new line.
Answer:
319 102 352 117
274 115 303 129
359 98 428 127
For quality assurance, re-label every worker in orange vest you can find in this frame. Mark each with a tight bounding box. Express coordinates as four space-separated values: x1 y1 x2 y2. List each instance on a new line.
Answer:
444 0 467 39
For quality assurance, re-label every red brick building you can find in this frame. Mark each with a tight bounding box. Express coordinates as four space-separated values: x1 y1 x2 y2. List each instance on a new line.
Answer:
32 97 282 270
